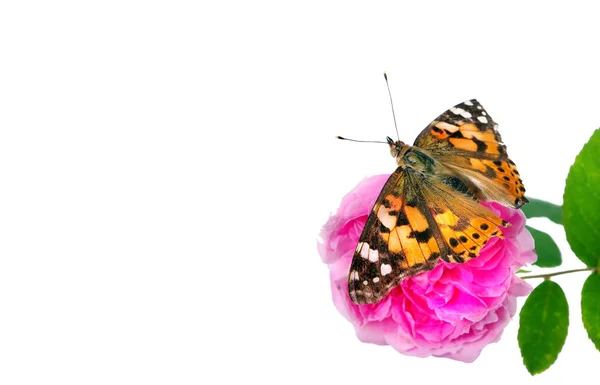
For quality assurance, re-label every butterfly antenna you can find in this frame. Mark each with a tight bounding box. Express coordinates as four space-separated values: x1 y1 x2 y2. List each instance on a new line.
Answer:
384 72 399 141
336 136 386 144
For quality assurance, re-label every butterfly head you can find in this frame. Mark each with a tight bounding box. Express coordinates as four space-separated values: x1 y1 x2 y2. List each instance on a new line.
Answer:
386 136 406 159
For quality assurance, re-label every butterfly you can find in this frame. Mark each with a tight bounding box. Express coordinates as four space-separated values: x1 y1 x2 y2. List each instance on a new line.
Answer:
348 99 527 305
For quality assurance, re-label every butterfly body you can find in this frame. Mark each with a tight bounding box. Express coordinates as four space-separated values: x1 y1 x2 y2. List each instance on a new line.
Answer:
348 100 527 305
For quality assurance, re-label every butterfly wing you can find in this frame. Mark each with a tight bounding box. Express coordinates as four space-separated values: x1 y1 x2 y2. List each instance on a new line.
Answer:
414 99 528 208
348 168 440 304
349 165 507 305
420 169 508 263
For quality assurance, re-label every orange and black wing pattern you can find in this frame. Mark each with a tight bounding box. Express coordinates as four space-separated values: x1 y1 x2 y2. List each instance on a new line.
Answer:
348 164 508 305
347 99 526 305
414 99 527 208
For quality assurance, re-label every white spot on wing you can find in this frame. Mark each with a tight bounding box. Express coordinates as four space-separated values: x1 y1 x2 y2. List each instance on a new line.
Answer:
436 122 459 132
359 243 369 259
451 107 471 119
477 116 488 123
464 100 473 106
377 206 397 230
362 280 368 286
381 264 392 276
373 277 380 283
350 271 359 281
368 249 379 262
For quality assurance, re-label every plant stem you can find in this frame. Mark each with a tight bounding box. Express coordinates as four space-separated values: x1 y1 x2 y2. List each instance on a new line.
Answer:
520 267 597 280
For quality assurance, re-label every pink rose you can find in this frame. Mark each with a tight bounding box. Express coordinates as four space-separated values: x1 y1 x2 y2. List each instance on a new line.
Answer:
318 174 537 362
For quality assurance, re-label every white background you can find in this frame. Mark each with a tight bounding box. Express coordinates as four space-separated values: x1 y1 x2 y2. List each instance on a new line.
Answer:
1 1 599 384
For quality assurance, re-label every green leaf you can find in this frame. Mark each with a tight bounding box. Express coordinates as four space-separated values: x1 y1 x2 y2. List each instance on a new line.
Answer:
518 280 569 375
526 226 562 268
522 197 563 225
517 269 532 274
563 128 600 267
582 272 600 352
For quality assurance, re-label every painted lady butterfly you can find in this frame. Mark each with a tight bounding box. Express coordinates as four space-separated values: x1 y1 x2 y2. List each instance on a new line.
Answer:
348 99 527 304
